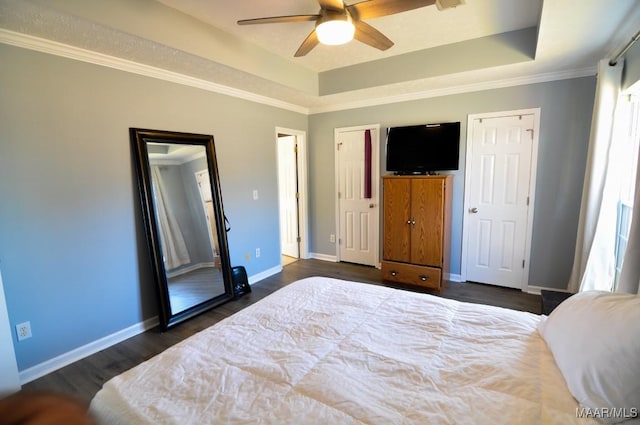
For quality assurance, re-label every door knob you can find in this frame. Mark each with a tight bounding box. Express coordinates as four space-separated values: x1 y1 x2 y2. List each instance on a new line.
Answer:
469 207 478 213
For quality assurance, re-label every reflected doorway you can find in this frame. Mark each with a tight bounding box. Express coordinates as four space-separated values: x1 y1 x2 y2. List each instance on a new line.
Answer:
195 169 222 269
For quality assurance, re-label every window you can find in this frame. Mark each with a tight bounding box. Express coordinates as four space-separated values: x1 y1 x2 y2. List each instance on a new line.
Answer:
613 94 640 290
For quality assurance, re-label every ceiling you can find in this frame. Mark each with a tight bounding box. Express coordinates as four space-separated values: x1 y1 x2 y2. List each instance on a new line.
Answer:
1 0 640 113
155 0 541 72
148 143 205 165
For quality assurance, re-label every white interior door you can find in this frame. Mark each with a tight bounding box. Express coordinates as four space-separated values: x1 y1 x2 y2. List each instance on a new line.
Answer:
277 135 299 258
463 112 538 289
336 126 380 267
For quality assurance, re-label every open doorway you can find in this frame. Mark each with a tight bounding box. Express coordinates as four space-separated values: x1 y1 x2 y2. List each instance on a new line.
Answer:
276 127 309 266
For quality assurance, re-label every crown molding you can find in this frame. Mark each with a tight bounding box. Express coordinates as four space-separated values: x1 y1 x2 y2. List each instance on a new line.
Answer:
0 29 310 115
308 66 597 114
1 29 596 117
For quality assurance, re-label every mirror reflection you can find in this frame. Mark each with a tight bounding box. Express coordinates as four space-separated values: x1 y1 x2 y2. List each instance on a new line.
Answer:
131 128 233 330
147 142 226 315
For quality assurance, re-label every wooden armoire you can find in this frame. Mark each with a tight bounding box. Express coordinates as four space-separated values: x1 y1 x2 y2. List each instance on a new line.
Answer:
381 175 453 293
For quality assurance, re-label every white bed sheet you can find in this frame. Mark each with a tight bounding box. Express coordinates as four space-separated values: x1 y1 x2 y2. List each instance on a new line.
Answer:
90 276 594 425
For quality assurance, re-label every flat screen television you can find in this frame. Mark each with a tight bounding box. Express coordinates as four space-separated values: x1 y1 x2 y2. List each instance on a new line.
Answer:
386 122 460 174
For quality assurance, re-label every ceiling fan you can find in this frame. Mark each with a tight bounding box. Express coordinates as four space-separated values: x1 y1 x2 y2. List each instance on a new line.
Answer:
238 0 463 57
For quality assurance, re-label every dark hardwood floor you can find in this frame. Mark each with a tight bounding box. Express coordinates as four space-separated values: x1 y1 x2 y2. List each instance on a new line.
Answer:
22 259 541 403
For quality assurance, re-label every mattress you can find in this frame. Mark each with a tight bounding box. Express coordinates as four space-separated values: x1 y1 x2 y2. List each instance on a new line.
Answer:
90 276 595 424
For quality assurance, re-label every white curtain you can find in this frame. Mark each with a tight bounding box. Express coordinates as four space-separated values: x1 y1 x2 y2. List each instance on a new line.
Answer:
151 166 190 270
568 59 624 293
617 142 640 294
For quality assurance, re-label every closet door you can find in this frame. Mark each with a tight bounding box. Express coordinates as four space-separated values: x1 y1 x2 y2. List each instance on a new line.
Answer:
383 178 411 262
411 178 444 267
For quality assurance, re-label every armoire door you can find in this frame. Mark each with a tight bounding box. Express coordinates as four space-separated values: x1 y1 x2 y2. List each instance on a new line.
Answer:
410 178 444 266
383 178 411 262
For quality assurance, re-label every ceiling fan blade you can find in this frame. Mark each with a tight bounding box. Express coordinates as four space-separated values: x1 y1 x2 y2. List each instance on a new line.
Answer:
295 30 320 57
318 0 345 11
348 0 435 20
353 20 394 50
238 15 319 25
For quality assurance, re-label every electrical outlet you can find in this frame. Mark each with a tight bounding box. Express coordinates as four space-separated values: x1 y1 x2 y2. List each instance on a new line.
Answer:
255 248 261 258
252 190 259 200
16 321 32 341
330 234 336 243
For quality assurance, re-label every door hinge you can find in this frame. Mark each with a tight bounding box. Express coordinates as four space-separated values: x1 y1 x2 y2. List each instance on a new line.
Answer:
296 236 301 243
296 191 300 199
522 260 525 268
337 142 342 151
526 196 530 206
294 144 298 154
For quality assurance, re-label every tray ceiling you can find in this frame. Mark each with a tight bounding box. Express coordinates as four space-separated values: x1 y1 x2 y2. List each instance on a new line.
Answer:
1 0 639 112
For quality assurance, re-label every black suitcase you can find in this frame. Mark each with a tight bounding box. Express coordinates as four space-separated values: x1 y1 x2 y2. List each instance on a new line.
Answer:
231 266 251 298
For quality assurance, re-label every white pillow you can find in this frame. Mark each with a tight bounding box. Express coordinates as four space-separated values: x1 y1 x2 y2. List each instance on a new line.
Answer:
537 291 640 424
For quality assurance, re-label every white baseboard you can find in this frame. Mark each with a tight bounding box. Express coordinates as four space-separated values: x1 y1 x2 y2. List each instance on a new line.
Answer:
28 258 480 384
19 316 159 385
526 285 572 295
18 264 286 384
248 265 282 285
309 252 338 262
445 273 463 282
19 264 284 384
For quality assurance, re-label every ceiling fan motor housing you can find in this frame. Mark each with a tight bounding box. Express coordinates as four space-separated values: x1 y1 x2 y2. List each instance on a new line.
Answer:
316 9 355 45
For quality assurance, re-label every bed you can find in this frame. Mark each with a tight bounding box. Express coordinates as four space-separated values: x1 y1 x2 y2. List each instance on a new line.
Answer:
89 276 640 424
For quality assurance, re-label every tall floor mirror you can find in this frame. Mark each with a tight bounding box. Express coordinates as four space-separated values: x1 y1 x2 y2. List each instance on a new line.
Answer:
131 128 234 330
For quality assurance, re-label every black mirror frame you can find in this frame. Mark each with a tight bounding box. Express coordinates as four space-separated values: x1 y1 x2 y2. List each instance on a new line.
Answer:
130 128 234 330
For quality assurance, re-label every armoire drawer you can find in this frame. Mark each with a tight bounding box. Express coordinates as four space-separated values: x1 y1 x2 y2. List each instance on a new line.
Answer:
381 261 441 291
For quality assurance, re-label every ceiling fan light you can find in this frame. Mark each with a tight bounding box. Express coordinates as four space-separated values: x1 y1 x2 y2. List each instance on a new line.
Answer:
316 19 355 46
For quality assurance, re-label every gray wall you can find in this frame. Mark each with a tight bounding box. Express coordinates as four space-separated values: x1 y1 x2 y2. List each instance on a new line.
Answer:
0 44 307 370
623 40 640 91
0 39 600 372
308 77 596 289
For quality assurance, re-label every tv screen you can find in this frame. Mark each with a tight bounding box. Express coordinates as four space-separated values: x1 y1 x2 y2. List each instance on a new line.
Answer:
386 122 460 174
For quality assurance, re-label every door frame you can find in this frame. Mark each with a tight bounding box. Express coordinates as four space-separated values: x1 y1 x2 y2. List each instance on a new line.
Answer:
275 127 309 260
0 267 21 394
461 108 541 291
334 124 381 266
